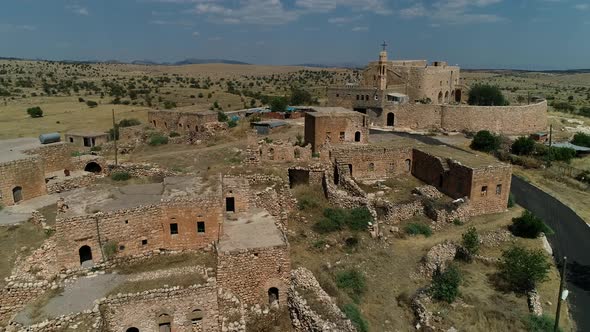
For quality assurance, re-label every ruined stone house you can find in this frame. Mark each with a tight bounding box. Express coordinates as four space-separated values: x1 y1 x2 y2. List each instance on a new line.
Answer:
304 107 369 153
148 107 218 133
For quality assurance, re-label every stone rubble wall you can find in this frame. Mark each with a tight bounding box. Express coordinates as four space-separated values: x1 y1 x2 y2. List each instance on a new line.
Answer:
289 267 356 332
0 285 48 325
527 289 543 317
46 173 96 194
24 143 75 174
418 241 458 278
0 156 47 207
248 139 313 165
105 162 179 178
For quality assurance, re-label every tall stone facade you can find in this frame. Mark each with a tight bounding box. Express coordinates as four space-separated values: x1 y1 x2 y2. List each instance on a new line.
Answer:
304 107 369 153
148 107 218 133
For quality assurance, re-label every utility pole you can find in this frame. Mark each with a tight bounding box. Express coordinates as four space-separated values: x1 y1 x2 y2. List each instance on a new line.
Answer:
554 256 567 332
111 108 118 166
549 124 553 147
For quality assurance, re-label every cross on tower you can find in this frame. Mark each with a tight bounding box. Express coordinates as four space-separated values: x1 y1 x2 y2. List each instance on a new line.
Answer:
381 41 388 51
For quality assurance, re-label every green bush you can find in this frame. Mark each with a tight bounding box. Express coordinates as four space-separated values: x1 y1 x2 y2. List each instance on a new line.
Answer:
118 118 141 127
404 223 432 237
297 196 319 210
431 265 462 303
227 119 238 128
163 100 176 109
452 218 464 226
217 111 228 122
86 100 98 108
524 314 562 332
468 84 509 106
336 269 366 303
552 101 575 113
313 207 373 234
290 87 313 105
90 146 102 152
512 136 536 155
111 171 131 181
148 134 169 146
576 170 590 185
102 241 118 260
27 106 43 118
545 146 576 163
342 304 368 332
471 130 500 152
270 96 289 112
499 245 550 292
462 227 480 256
169 131 180 137
572 132 590 147
510 210 553 238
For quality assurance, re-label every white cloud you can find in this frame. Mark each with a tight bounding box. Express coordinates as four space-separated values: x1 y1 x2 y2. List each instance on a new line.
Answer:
400 0 505 24
328 15 363 24
66 4 89 16
192 31 200 36
295 0 391 15
0 23 36 32
150 19 194 26
574 3 589 10
351 26 368 31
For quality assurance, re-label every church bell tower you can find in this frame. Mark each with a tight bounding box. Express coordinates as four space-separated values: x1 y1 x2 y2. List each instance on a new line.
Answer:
378 41 388 90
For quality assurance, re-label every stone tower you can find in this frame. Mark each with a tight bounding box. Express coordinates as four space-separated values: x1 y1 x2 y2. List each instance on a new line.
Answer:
378 43 388 90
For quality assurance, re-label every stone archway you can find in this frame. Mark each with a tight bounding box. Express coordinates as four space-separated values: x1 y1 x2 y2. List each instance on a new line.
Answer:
386 113 395 127
438 91 443 104
126 328 139 332
455 89 462 102
444 91 449 103
84 162 102 173
79 245 92 265
268 287 279 305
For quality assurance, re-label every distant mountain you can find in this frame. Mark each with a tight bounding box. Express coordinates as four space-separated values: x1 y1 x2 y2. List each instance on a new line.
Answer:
172 58 250 65
131 59 164 65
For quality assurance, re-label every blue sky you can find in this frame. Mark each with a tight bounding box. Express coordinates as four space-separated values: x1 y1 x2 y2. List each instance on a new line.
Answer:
0 0 589 69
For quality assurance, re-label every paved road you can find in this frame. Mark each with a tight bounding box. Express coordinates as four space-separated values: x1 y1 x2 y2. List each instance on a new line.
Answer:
511 176 590 331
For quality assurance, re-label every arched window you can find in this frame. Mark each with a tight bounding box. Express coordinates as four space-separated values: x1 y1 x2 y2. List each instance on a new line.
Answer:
368 163 375 171
12 186 23 203
405 159 411 172
438 92 443 104
158 313 171 332
84 162 102 173
152 120 157 127
189 309 203 324
354 131 361 142
126 328 139 332
365 95 369 101
444 91 449 103
268 287 279 305
268 148 275 160
79 245 92 265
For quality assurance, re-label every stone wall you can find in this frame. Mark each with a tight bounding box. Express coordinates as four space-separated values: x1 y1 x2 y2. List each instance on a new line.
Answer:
64 134 109 148
0 285 48 324
216 245 290 307
100 284 219 332
24 142 75 173
0 157 47 206
289 267 356 332
256 141 313 164
330 145 413 181
304 113 369 153
148 110 218 133
46 173 96 194
55 199 223 270
469 165 512 215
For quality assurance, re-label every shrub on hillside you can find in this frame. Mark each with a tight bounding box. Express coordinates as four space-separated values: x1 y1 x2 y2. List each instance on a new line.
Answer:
508 193 516 208
270 96 289 112
471 130 500 152
525 314 563 332
86 100 98 108
572 132 590 148
217 111 228 122
461 227 480 258
510 210 553 238
404 223 432 237
431 265 461 303
468 84 508 106
111 171 131 181
342 304 368 332
499 245 550 292
27 106 43 118
118 118 141 127
576 170 590 185
552 101 575 113
169 131 180 137
290 87 313 105
227 119 238 128
512 137 536 155
148 134 169 146
336 269 367 303
313 207 373 233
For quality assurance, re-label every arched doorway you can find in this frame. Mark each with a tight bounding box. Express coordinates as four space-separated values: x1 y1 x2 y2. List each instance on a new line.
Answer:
268 287 279 305
12 186 23 203
84 162 102 173
444 91 449 103
79 245 92 265
455 89 462 102
126 328 139 332
451 90 455 101
354 131 361 142
405 159 411 172
158 313 171 332
438 91 443 104
386 113 395 127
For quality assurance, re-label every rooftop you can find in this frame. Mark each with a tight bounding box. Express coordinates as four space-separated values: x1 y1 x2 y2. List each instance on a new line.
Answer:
416 144 507 169
0 137 62 164
61 176 220 217
218 209 285 251
65 131 108 137
149 106 217 116
307 107 364 117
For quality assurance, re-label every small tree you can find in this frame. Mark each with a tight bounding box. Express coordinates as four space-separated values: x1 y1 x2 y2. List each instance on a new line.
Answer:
471 130 500 152
572 132 590 148
270 96 288 112
431 265 461 303
512 136 536 155
462 227 480 257
510 210 553 238
290 87 313 105
217 111 228 122
499 245 550 292
27 106 43 118
468 84 508 106
86 100 98 108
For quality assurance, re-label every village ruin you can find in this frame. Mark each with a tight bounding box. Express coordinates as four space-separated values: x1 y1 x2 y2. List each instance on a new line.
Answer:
0 46 557 332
